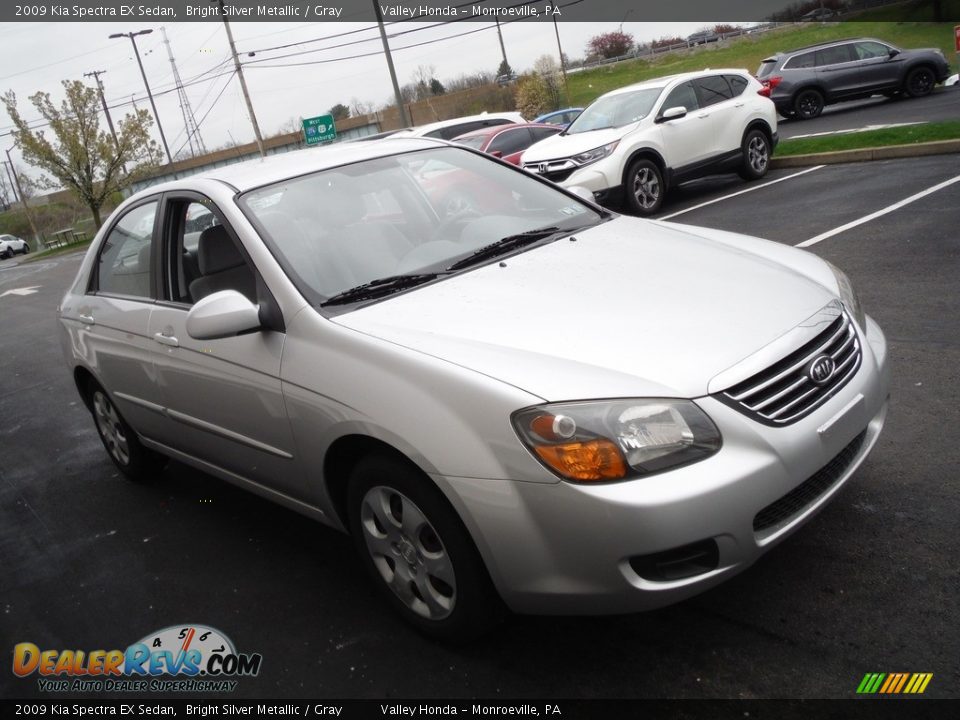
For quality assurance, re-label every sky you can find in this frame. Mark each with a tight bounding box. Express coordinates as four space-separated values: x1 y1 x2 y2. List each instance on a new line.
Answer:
0 19 734 182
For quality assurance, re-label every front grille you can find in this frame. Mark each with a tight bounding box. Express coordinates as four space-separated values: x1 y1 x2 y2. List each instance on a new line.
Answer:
542 168 575 183
753 429 866 534
716 311 862 426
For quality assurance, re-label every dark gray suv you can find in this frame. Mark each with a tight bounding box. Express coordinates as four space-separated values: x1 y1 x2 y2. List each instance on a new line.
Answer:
757 38 951 119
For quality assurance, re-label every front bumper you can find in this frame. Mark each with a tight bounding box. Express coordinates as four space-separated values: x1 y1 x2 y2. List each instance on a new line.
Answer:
436 315 890 614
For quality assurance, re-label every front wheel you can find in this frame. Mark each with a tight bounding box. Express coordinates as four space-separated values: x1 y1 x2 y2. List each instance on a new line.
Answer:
89 384 166 482
624 158 665 216
904 67 935 98
738 130 771 181
793 89 824 120
347 455 503 641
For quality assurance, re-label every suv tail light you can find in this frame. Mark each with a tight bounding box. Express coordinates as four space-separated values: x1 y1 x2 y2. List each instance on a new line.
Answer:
758 75 783 97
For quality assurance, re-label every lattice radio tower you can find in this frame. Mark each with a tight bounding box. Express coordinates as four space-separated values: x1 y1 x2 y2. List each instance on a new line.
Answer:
161 27 207 158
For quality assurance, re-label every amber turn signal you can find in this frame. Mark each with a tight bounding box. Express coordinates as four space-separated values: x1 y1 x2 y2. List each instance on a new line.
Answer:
533 439 627 481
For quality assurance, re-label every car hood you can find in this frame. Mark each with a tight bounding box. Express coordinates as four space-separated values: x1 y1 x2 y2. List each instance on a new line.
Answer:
520 126 629 163
334 217 836 401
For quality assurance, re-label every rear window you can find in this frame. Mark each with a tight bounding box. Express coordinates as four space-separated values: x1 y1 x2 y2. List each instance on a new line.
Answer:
454 135 487 150
756 59 778 78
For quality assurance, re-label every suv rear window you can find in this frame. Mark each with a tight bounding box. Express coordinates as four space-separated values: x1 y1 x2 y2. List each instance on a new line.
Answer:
756 59 778 78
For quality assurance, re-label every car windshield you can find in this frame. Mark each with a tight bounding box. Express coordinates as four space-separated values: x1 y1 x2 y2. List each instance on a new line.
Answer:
454 135 487 150
565 88 663 134
238 146 604 307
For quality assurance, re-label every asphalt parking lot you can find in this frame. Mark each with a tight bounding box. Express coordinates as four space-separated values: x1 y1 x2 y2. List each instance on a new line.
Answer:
2 153 958 700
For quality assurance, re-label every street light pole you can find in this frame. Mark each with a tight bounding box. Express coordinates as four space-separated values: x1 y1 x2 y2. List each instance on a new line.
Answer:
212 0 265 158
109 30 174 165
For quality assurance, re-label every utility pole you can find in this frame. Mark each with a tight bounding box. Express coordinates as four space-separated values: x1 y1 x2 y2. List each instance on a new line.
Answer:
83 70 121 152
372 0 410 128
2 160 19 203
495 18 509 71
4 149 40 246
109 29 174 165
161 27 207 158
213 0 265 158
553 15 570 105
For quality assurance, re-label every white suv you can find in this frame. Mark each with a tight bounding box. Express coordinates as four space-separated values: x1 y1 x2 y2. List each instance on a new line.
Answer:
521 70 778 215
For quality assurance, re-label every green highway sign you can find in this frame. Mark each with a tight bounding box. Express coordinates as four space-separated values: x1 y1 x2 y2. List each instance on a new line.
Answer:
302 114 337 145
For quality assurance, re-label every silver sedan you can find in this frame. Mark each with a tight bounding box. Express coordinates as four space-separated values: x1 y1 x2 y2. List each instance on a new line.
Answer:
59 139 889 640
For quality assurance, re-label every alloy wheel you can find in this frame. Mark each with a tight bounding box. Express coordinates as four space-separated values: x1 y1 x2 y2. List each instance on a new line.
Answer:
908 69 934 97
359 486 456 620
93 391 130 466
748 135 769 174
632 167 661 210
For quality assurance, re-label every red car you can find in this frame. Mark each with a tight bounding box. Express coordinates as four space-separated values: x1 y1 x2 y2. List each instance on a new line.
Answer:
452 123 563 165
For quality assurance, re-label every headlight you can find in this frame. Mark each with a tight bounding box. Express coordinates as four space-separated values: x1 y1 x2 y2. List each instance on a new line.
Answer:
571 141 619 167
825 260 866 330
512 399 721 483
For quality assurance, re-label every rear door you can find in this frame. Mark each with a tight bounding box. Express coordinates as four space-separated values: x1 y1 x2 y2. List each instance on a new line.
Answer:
487 127 535 164
146 192 305 500
77 198 169 441
692 74 743 157
815 43 861 98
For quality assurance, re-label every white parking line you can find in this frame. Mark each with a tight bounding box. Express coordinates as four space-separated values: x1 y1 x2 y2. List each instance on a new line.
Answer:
795 173 960 248
659 165 826 220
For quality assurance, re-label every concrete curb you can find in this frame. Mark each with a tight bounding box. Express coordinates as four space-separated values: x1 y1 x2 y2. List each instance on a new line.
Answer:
771 139 960 168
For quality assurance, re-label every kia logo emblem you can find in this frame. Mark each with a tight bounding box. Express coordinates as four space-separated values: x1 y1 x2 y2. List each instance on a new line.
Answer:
807 355 836 386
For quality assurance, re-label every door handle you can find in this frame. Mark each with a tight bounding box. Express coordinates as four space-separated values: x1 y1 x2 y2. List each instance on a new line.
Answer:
697 112 710 119
153 332 179 348
79 314 95 325
734 102 745 108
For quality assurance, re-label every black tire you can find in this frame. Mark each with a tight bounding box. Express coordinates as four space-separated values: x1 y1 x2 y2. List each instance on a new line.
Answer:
624 158 665 216
738 129 772 181
904 66 935 98
0 250 11 260
21 244 29 254
87 382 166 482
347 454 504 641
793 89 824 120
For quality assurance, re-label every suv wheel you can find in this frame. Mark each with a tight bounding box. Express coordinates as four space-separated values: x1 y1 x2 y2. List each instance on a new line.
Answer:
625 159 664 216
347 455 503 641
904 67 935 98
739 130 771 181
794 89 824 120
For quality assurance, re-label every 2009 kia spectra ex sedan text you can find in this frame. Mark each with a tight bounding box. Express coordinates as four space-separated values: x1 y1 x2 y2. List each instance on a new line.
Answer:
59 140 889 640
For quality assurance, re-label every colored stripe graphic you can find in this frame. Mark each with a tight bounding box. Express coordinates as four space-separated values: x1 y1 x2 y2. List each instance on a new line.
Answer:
857 672 932 694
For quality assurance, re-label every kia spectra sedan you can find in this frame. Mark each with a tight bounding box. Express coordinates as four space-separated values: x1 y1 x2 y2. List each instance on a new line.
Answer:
59 139 889 640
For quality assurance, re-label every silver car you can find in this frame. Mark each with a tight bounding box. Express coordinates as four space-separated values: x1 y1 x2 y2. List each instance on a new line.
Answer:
59 139 889 639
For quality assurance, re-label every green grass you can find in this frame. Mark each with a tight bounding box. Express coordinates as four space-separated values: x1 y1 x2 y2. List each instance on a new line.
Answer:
775 118 960 155
20 239 92 263
565 22 957 107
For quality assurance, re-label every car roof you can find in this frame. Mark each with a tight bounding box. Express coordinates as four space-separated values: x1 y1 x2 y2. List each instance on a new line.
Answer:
452 122 561 141
394 111 525 137
146 137 447 194
601 69 750 97
780 37 874 55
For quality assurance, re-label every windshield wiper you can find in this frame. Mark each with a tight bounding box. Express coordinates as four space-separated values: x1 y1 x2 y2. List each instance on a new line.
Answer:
446 226 565 272
321 273 445 306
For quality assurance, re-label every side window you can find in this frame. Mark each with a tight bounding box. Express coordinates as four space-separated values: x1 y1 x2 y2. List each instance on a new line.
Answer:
488 128 534 156
661 82 700 114
726 75 748 97
168 198 256 305
695 75 733 107
96 200 157 299
815 44 854 66
785 51 816 69
854 41 890 60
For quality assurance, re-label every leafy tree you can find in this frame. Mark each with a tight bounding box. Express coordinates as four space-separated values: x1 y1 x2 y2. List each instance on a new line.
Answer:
429 78 446 96
652 36 685 50
533 55 562 109
514 74 552 119
328 103 351 120
497 59 513 78
586 31 634 60
3 80 162 228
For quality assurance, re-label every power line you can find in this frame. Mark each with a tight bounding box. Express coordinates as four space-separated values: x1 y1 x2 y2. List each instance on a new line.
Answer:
174 70 236 158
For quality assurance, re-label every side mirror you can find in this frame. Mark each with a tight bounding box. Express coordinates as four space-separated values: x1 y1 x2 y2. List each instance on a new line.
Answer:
489 150 504 158
656 106 688 123
186 290 261 340
566 186 595 202
888 48 900 58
